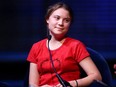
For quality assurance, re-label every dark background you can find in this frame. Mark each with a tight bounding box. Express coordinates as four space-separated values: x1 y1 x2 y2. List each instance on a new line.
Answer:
0 0 116 87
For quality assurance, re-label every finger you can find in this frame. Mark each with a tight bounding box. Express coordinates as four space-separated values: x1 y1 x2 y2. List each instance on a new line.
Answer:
56 84 61 87
114 71 116 74
114 64 116 69
40 84 52 87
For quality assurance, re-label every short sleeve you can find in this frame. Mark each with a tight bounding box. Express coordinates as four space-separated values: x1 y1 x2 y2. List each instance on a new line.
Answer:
74 42 90 63
27 43 38 63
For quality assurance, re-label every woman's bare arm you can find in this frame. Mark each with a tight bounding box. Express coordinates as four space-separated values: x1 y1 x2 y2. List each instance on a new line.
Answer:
29 63 39 87
76 57 102 87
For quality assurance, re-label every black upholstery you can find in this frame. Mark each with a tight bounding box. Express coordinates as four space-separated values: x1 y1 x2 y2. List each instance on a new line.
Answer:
86 47 112 87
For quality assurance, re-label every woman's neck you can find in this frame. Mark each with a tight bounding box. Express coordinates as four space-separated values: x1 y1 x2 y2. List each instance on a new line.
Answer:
47 36 66 50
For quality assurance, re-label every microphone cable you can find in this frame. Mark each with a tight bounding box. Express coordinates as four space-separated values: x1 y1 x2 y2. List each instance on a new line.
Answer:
47 35 72 87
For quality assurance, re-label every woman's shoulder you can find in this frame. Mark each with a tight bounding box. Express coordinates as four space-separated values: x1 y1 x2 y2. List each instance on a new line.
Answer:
66 37 83 44
32 38 47 48
34 38 47 44
65 37 87 48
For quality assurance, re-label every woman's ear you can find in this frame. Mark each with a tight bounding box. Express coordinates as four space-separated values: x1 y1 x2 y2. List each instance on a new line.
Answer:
46 19 49 24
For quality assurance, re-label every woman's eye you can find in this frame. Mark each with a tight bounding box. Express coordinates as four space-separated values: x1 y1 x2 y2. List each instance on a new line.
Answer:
54 16 60 20
65 19 70 23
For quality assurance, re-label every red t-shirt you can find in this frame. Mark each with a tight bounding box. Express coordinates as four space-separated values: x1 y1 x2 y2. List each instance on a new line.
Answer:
27 37 90 86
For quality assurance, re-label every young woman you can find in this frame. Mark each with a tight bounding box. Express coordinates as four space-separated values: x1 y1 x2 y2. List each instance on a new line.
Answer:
27 2 102 87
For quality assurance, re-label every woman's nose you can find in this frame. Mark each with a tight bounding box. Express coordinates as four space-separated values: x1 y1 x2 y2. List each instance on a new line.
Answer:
58 19 63 26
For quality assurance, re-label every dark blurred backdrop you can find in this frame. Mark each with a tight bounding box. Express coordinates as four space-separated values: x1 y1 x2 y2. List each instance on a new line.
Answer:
0 0 116 87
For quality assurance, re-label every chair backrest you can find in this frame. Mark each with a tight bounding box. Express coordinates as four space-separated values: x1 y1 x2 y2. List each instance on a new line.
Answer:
85 47 112 87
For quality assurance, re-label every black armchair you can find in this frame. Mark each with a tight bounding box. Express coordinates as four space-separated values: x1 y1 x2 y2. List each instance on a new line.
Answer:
86 47 112 87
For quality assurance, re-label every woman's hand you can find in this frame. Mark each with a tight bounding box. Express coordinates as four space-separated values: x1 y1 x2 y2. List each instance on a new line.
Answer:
55 80 76 87
114 64 116 74
40 84 53 87
55 83 62 87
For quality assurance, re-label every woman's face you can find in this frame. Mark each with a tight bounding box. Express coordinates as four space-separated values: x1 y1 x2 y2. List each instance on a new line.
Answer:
46 8 71 37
